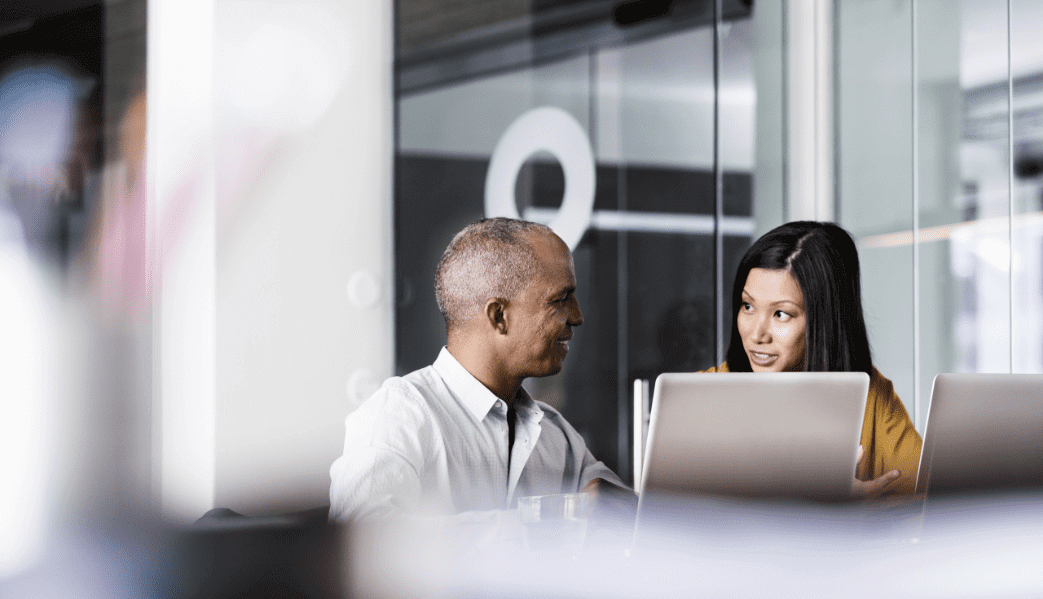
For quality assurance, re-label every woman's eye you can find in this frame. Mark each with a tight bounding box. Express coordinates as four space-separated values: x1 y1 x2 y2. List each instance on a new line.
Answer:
775 310 790 320
741 302 752 311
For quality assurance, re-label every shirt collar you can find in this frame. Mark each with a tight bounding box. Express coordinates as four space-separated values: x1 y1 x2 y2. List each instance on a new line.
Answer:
432 347 543 422
512 385 543 422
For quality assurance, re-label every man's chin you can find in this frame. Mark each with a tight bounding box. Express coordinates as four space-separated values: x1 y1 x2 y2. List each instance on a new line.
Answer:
530 361 565 378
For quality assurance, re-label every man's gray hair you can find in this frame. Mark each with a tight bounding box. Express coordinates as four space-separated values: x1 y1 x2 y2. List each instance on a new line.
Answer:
435 217 554 330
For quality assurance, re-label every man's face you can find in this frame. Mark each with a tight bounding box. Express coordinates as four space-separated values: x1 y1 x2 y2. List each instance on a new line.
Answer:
505 232 584 379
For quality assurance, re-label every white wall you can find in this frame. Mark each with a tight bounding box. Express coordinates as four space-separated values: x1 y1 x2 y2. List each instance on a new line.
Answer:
151 0 393 519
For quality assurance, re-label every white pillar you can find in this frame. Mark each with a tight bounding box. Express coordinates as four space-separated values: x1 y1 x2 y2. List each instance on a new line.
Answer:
149 0 395 520
211 0 395 514
148 0 217 520
786 0 834 222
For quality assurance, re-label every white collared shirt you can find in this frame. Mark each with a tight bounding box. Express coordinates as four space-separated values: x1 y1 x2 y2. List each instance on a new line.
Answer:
329 347 624 521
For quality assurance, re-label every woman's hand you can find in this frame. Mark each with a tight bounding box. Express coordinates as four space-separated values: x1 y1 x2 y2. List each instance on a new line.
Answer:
852 445 900 498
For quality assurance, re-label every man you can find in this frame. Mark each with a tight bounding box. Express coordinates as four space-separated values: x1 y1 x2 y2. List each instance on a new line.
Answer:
329 217 625 521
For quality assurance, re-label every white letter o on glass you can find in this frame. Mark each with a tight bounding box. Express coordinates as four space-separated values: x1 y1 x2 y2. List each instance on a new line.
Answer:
484 107 595 250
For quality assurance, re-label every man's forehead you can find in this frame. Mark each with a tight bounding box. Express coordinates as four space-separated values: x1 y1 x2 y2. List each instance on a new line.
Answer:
521 231 575 288
525 229 570 261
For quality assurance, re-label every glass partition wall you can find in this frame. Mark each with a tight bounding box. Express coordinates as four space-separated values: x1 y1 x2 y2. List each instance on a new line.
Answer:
837 0 1043 432
394 0 761 481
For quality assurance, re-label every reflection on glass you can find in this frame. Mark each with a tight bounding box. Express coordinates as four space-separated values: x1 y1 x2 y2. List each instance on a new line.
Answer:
395 2 757 479
834 0 1043 429
952 0 1012 388
836 0 917 424
1010 0 1043 375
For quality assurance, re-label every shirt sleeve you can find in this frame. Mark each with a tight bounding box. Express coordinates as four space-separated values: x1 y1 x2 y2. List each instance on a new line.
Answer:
860 371 923 495
878 390 922 495
554 408 629 492
329 380 430 522
577 448 629 491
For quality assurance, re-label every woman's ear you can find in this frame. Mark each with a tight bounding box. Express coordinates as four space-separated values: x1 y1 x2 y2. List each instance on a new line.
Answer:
483 298 509 335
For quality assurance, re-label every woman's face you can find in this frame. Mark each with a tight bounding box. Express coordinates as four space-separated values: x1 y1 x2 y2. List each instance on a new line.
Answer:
737 268 807 372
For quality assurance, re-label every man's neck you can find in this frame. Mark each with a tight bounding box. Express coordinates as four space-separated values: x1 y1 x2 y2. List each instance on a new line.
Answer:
446 340 522 404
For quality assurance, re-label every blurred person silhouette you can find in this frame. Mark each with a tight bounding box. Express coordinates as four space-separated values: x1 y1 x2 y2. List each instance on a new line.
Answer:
84 84 150 319
0 63 75 580
0 62 100 269
0 177 57 579
704 221 922 498
329 217 629 522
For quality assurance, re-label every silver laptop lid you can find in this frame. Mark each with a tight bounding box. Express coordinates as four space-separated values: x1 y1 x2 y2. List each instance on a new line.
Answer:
638 372 870 503
916 373 1043 495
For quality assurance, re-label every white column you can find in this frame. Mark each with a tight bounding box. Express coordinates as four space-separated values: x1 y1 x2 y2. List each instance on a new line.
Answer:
786 0 834 222
149 0 395 519
210 0 395 514
148 0 217 520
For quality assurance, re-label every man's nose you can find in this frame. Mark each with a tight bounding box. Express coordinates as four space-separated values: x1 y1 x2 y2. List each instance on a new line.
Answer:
568 296 584 327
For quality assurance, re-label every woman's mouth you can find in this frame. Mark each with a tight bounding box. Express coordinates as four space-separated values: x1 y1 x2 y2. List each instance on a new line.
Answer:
748 350 776 366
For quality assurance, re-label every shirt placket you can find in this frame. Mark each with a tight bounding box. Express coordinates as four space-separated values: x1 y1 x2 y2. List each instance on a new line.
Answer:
489 398 511 508
506 406 543 507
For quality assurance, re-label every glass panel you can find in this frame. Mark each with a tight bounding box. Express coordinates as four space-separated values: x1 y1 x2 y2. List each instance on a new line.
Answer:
941 0 1012 392
395 9 616 468
836 0 918 425
1010 0 1043 374
396 54 591 374
604 27 716 480
750 0 785 237
912 0 982 433
394 1 756 482
719 17 759 358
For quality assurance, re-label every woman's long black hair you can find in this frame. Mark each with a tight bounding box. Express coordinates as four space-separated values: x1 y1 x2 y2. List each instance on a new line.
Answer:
724 221 873 375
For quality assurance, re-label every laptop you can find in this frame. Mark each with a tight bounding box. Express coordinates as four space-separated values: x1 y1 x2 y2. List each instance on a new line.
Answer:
636 372 870 510
915 374 1043 495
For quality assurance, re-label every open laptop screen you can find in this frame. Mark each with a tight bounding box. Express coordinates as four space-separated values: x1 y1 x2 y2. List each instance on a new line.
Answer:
916 373 1043 495
638 372 870 503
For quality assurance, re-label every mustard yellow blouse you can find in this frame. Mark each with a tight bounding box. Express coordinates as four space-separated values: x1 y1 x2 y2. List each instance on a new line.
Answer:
703 363 923 495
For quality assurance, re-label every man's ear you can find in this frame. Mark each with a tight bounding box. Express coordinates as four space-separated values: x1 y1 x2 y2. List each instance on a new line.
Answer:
483 298 509 335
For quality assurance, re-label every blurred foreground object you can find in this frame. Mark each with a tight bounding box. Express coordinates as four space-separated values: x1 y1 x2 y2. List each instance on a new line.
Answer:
0 209 56 577
351 491 1043 599
153 507 344 599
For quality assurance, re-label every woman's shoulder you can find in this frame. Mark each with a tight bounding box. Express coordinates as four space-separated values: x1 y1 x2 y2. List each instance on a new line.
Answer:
868 366 896 398
866 366 914 419
700 362 731 373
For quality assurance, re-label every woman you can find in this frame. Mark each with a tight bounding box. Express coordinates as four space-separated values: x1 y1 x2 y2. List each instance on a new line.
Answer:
706 221 922 497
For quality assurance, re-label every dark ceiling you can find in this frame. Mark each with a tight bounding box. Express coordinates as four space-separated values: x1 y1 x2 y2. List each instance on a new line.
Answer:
1 0 100 25
396 0 753 94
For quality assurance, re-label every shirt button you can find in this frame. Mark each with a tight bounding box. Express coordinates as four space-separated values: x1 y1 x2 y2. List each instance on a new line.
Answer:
496 400 503 409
